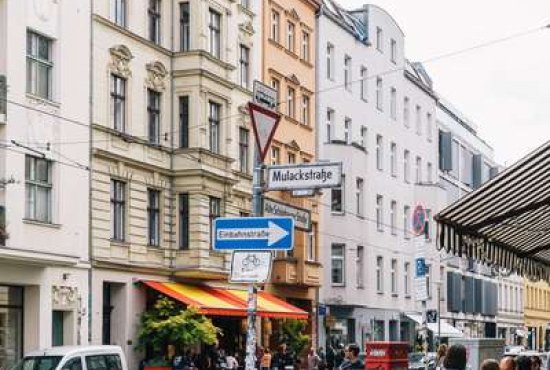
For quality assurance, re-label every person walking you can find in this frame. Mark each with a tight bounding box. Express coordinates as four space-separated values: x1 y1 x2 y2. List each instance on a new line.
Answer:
515 356 531 370
261 348 272 370
441 344 467 370
530 356 542 370
225 353 239 370
307 348 321 370
436 344 448 370
326 346 335 370
337 344 364 370
480 359 499 370
500 357 516 370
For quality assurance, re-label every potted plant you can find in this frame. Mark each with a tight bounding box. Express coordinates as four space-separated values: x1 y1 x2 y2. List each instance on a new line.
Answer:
282 319 310 367
138 297 221 370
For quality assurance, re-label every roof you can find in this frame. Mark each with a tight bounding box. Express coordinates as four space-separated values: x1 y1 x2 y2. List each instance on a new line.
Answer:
25 346 123 358
320 0 369 43
435 140 550 281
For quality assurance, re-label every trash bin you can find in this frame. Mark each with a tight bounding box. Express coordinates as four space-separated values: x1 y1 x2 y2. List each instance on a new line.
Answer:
365 342 408 370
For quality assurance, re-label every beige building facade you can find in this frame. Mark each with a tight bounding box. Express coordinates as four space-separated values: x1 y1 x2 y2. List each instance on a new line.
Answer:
525 280 550 350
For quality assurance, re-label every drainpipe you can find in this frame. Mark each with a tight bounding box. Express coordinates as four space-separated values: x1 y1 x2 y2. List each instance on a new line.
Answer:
88 0 95 344
314 7 321 350
169 0 176 271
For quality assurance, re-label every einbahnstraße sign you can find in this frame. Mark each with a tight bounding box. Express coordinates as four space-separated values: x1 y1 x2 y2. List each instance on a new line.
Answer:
265 162 342 191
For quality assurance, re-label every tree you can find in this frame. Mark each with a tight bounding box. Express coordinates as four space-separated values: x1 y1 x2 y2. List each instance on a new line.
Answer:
138 297 221 355
282 319 310 358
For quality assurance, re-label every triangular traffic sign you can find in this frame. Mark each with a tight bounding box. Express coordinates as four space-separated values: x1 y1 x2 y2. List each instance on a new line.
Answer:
248 102 282 163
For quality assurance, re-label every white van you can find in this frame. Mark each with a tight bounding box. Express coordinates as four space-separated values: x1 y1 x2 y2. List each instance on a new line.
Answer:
10 346 128 370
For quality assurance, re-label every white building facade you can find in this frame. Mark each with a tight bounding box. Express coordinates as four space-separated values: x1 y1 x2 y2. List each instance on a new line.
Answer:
0 0 91 366
317 1 441 348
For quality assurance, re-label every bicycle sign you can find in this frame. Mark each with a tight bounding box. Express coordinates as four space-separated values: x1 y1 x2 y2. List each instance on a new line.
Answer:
230 251 273 283
412 205 427 236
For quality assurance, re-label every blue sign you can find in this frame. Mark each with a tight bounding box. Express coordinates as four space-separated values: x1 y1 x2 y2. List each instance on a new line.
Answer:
416 258 427 278
214 217 294 251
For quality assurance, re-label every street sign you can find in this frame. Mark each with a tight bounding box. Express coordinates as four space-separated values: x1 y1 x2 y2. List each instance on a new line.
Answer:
248 102 281 163
265 162 342 191
415 258 427 278
426 309 438 323
318 304 328 316
412 205 427 236
292 189 316 198
415 236 427 259
230 251 273 284
262 198 311 231
415 276 428 301
214 217 294 251
253 80 278 111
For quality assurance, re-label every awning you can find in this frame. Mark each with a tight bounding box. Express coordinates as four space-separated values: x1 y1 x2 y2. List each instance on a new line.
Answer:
435 141 550 281
142 281 308 319
405 314 464 338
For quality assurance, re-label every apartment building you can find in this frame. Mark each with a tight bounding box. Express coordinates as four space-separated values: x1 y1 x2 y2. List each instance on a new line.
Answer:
317 0 440 347
0 0 91 364
525 280 550 350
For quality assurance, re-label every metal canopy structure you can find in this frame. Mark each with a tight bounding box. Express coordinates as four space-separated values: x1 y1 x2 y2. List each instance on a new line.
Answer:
435 141 550 281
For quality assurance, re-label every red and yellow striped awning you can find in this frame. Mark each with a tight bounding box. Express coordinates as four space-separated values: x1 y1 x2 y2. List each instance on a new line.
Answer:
142 281 308 319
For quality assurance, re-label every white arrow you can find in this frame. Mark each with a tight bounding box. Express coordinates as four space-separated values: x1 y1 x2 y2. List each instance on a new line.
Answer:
217 221 289 247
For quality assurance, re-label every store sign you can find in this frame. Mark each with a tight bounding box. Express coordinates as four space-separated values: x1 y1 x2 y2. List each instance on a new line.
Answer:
262 198 311 231
292 189 316 198
265 162 342 191
230 251 273 284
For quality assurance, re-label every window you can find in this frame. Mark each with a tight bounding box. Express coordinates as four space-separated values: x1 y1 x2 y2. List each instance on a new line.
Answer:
147 189 161 246
331 175 344 213
331 244 345 286
26 31 53 99
286 22 295 52
376 135 383 171
239 128 249 174
327 44 334 80
376 27 383 52
404 150 410 183
209 9 221 58
403 97 410 127
416 156 422 183
287 152 296 164
209 102 221 154
287 87 295 118
451 140 459 178
239 45 250 89
360 67 368 100
415 105 422 135
271 147 280 165
376 195 383 231
356 178 364 217
110 74 126 132
326 109 334 142
376 77 383 110
427 113 433 141
390 87 397 120
344 118 351 144
376 256 383 292
179 193 189 249
271 78 280 111
357 246 365 288
390 142 397 176
61 357 82 370
86 355 122 370
241 0 249 9
110 180 125 241
427 162 433 183
179 96 189 148
25 156 52 222
271 11 280 42
360 126 367 148
147 89 161 145
209 197 221 248
148 0 161 44
180 3 190 51
302 95 310 125
390 200 397 235
112 0 126 27
404 205 411 239
307 224 316 261
344 56 352 91
302 32 310 61
391 39 397 63
404 262 411 296
391 259 397 294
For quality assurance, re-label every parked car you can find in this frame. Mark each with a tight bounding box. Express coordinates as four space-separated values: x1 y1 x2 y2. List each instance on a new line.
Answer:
504 346 525 356
409 353 425 370
10 346 127 370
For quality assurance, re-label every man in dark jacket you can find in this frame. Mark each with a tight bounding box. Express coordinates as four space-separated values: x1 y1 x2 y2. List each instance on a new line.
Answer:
338 344 363 370
272 344 294 370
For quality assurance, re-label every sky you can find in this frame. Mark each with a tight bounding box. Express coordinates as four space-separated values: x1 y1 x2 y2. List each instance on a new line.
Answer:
339 0 550 166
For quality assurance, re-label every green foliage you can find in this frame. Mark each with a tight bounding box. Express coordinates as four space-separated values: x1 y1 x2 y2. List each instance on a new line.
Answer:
138 297 221 355
282 319 310 357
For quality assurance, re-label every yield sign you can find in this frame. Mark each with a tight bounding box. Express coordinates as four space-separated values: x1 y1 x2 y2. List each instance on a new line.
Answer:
248 102 281 162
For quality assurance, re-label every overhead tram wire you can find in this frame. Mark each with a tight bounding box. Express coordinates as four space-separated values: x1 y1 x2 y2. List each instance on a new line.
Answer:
1 22 547 148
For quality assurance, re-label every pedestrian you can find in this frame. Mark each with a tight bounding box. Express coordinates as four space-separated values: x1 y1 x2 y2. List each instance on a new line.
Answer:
326 346 335 370
442 344 467 370
337 344 364 370
436 344 448 370
226 352 239 370
172 348 194 370
273 344 294 370
308 348 321 370
516 356 531 370
480 360 500 370
261 348 272 370
334 345 345 369
499 357 516 370
317 347 327 370
530 356 542 370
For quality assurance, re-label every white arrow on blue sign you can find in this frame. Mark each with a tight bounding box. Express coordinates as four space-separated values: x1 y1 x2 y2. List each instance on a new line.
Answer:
214 217 294 251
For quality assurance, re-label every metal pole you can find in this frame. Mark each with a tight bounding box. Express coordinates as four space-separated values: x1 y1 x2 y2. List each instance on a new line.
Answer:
422 298 428 370
438 285 441 348
245 147 263 370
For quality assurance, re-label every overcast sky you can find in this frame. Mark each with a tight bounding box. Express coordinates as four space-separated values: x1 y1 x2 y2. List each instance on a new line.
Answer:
339 0 550 166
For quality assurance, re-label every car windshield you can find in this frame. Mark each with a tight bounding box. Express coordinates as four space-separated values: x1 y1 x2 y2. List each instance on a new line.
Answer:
409 353 424 362
10 357 63 370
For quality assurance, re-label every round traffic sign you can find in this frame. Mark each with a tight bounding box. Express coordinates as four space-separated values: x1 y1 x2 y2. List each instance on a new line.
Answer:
412 205 426 236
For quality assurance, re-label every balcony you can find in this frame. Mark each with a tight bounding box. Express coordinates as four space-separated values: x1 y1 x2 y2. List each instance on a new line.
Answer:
271 258 321 287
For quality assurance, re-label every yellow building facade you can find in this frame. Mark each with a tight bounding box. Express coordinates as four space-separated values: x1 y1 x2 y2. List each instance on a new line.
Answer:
525 280 550 350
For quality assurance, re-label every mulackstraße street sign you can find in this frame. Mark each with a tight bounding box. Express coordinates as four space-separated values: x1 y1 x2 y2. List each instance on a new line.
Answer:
214 217 294 251
265 162 342 191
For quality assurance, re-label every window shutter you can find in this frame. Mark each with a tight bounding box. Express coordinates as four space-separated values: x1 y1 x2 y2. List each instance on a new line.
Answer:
180 96 189 148
447 272 462 312
472 154 482 189
439 131 453 171
464 276 475 313
474 278 483 314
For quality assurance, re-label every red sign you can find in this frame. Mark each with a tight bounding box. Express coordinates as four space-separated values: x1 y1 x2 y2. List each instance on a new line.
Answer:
412 205 426 236
248 102 281 163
